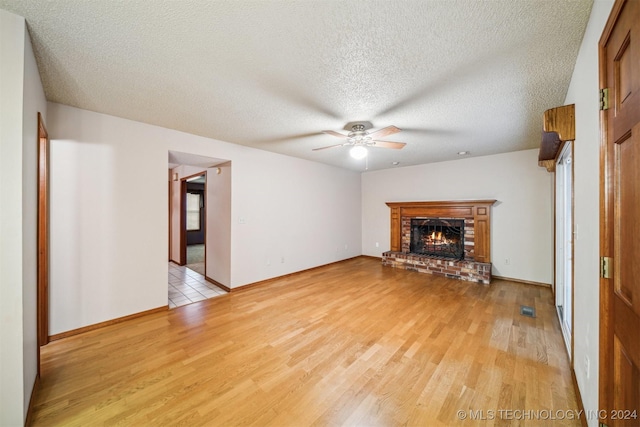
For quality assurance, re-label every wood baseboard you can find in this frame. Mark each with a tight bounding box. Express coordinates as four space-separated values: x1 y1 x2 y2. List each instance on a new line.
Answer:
205 276 231 292
492 275 551 287
570 368 588 427
231 256 362 293
49 306 168 342
25 373 40 426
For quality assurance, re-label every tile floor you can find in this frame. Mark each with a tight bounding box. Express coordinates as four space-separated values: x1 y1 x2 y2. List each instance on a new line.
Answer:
168 262 228 308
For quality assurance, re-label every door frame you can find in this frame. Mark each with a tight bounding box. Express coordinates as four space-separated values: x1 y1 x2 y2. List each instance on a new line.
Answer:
37 113 49 359
598 1 615 414
555 141 574 361
180 172 207 270
598 0 637 418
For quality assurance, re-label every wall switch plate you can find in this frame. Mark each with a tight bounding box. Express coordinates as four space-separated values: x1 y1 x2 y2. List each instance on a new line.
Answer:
584 355 590 379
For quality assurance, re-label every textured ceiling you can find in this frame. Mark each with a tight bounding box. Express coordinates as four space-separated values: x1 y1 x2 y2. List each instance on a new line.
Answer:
1 0 593 171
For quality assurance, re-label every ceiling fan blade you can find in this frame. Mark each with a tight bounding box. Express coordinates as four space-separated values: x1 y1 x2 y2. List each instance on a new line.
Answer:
312 143 345 151
367 125 401 139
372 140 406 149
322 130 348 139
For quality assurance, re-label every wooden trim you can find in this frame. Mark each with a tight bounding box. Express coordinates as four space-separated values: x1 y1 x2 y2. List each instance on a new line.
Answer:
180 172 206 265
205 276 231 293
599 0 625 46
543 104 575 142
598 0 621 417
385 200 496 263
168 177 171 261
49 306 168 341
37 112 49 354
179 180 187 266
25 373 40 427
230 256 362 293
539 104 575 172
570 368 588 427
491 275 552 288
203 173 207 277
385 200 497 209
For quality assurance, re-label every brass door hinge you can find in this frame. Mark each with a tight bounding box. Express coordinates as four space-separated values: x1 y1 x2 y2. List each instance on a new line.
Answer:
600 88 610 111
600 256 612 279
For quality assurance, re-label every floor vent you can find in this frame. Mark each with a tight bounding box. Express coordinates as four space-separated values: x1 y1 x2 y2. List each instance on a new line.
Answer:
520 305 536 318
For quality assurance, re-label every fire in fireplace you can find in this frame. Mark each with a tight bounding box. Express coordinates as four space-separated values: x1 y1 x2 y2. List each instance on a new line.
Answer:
410 218 465 260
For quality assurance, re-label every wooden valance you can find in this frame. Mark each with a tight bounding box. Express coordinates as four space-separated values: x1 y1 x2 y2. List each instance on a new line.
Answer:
538 104 575 172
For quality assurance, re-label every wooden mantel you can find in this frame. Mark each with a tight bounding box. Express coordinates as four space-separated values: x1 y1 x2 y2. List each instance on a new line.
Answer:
385 200 496 263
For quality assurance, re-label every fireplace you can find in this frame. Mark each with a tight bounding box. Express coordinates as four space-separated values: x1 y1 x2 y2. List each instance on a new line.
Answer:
410 218 464 260
383 200 496 284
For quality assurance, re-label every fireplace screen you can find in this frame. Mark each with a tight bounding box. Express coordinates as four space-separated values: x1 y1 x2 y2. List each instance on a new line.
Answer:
410 218 465 259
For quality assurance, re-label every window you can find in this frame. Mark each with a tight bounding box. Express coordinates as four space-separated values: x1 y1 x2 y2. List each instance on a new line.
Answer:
186 192 201 231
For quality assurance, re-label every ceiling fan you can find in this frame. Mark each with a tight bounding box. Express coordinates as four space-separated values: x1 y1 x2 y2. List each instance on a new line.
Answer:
313 123 406 159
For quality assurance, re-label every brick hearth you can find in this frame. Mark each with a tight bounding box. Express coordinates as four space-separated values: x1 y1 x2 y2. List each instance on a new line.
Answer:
382 252 492 284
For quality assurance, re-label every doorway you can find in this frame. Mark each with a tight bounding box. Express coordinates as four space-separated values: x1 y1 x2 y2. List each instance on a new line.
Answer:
555 141 573 358
183 173 206 276
168 151 232 303
37 113 49 373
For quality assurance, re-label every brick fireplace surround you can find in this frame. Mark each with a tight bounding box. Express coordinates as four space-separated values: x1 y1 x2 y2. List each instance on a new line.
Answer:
382 200 496 285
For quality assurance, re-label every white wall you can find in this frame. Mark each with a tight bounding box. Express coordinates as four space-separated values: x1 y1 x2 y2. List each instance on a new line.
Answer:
48 104 169 335
362 149 553 284
47 103 361 334
0 9 46 424
206 164 232 287
164 123 362 288
564 1 614 424
21 18 47 420
0 11 26 425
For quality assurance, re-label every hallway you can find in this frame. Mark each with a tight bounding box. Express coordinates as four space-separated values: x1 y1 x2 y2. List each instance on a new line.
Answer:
168 262 227 308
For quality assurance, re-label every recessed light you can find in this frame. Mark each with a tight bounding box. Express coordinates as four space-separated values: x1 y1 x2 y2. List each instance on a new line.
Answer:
392 161 400 165
457 151 469 155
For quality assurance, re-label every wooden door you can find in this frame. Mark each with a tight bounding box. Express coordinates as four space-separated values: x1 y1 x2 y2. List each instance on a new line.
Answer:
599 0 640 425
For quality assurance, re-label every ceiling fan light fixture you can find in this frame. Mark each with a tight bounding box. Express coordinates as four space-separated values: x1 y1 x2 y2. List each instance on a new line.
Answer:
350 145 368 159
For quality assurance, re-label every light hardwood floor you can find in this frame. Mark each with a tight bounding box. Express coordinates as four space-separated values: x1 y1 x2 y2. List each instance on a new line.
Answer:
31 257 579 426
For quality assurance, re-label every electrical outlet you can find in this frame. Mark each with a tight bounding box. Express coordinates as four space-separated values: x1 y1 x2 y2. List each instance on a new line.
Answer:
375 242 379 248
505 258 510 265
344 244 348 251
266 259 271 266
